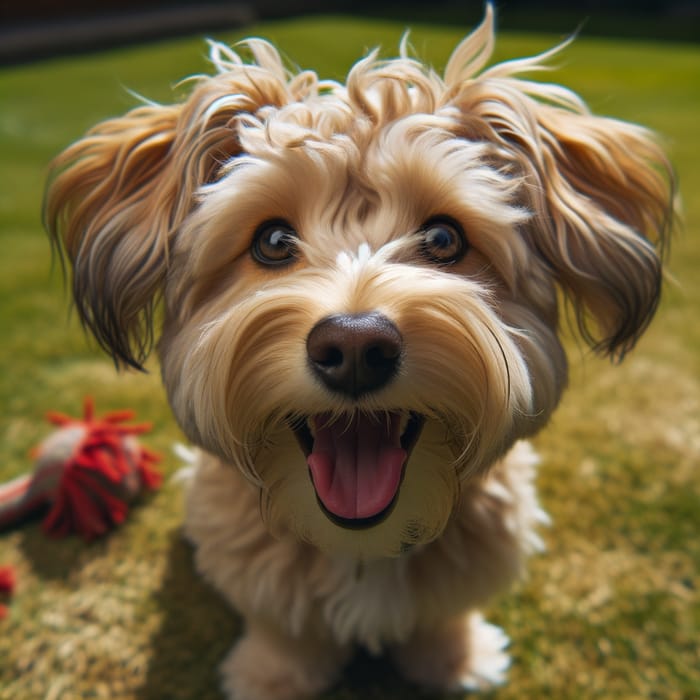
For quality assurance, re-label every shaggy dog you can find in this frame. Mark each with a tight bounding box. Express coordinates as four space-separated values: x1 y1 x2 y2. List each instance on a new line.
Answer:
45 6 673 699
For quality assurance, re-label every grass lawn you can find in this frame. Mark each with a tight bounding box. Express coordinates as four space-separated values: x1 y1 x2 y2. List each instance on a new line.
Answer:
1 13 699 700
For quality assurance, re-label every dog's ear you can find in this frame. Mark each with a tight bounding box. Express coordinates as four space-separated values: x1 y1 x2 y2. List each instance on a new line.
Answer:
44 42 292 369
445 8 674 360
45 103 183 369
517 107 674 360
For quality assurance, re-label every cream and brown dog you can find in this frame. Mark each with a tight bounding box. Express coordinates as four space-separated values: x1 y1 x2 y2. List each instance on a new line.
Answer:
45 6 673 699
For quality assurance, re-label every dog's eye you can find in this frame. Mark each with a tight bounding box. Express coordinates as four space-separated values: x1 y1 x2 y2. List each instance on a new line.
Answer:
419 217 468 265
251 220 299 266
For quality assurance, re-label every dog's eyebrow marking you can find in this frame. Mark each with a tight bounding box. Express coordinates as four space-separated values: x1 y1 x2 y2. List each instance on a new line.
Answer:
357 243 372 263
336 243 373 271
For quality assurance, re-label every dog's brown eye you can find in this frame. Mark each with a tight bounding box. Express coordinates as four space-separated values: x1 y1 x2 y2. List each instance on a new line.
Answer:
251 220 299 266
420 217 467 265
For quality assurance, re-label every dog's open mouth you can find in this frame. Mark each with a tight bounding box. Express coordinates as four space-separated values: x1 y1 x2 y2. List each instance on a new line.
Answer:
291 411 424 528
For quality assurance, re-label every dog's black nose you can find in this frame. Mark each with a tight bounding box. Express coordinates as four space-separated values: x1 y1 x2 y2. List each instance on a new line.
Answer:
306 312 403 398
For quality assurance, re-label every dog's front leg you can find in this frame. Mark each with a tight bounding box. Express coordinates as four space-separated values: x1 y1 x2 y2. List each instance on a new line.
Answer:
390 612 510 692
221 618 352 700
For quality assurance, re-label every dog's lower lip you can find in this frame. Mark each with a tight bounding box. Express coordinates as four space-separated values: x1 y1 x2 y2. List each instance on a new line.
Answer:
316 496 397 530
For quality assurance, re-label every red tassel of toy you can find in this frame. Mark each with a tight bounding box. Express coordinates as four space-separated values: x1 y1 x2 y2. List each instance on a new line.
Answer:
0 398 162 540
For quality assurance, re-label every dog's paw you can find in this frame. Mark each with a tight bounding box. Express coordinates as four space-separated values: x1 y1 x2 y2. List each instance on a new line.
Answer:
391 613 510 693
458 613 510 691
220 632 345 700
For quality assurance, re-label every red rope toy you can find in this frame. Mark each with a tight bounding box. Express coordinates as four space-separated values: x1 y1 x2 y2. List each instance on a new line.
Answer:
0 398 161 540
0 399 161 618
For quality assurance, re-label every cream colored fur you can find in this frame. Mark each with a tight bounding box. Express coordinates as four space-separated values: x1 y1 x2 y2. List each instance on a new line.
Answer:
45 5 673 699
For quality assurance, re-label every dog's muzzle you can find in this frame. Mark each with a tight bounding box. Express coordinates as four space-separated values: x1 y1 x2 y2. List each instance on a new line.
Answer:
292 313 424 528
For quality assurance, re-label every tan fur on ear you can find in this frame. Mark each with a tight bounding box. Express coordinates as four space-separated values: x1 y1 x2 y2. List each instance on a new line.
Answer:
521 107 674 360
44 43 302 368
45 104 181 368
443 9 674 360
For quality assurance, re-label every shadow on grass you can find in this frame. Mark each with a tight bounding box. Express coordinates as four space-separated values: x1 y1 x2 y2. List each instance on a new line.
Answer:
17 516 93 579
336 651 420 700
137 532 241 700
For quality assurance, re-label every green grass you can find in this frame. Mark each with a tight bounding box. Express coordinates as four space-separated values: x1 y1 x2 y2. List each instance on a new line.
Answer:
1 14 699 700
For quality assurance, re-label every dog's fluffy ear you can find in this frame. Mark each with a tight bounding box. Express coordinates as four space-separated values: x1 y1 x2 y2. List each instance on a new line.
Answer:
45 103 183 369
446 8 674 360
44 41 291 369
519 107 674 361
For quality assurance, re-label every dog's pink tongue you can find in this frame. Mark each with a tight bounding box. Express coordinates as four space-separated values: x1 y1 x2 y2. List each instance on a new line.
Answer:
307 413 406 520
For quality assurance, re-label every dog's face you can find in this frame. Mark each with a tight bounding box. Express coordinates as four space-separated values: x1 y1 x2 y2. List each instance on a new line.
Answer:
45 9 673 557
157 104 559 557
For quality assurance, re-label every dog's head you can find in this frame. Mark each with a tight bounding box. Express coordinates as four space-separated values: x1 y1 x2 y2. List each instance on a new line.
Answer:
46 7 673 557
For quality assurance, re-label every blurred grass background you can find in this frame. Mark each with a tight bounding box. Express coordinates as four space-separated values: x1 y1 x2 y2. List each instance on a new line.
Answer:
0 12 698 700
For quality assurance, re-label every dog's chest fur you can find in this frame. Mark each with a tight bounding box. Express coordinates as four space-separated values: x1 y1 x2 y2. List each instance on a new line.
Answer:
321 556 416 653
185 445 542 653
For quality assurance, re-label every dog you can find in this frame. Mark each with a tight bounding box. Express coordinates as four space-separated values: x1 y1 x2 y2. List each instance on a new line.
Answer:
45 5 674 699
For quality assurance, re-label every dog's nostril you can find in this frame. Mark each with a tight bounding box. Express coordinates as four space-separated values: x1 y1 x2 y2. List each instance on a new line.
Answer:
306 312 403 398
314 345 344 368
365 342 399 368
